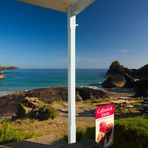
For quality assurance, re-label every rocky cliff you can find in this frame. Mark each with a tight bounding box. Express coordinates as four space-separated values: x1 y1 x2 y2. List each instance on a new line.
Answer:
102 61 135 88
102 61 148 97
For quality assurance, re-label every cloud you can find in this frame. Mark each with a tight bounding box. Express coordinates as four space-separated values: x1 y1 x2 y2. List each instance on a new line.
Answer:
113 50 129 54
77 56 114 63
76 56 116 68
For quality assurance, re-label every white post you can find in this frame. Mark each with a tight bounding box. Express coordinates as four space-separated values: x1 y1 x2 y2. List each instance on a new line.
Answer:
68 8 76 144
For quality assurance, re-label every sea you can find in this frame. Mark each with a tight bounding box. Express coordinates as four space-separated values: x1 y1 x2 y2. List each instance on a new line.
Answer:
0 69 107 96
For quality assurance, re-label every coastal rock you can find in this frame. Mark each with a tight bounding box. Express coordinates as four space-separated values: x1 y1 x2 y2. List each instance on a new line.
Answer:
102 61 140 88
102 75 126 88
21 97 40 108
135 78 148 97
134 64 148 78
106 61 126 75
0 87 109 117
76 91 83 101
76 87 109 100
102 61 148 94
106 61 134 76
102 61 133 88
16 97 59 120
27 87 68 103
108 61 148 78
124 73 136 88
102 73 135 88
27 87 109 103
16 97 40 118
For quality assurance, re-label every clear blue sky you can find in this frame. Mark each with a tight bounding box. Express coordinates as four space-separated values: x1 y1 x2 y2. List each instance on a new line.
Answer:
0 0 148 69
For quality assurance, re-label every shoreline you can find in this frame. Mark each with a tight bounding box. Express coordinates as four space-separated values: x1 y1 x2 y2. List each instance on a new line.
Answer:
0 85 102 96
0 91 15 97
0 85 135 97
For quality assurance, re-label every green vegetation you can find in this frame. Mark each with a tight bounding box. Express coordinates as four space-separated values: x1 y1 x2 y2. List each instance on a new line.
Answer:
114 117 148 148
16 103 31 119
37 105 60 120
64 127 95 142
0 123 39 144
64 117 148 148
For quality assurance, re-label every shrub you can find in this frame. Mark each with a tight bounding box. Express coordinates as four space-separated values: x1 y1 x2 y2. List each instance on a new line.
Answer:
114 117 148 148
38 105 59 121
0 123 39 144
16 103 31 118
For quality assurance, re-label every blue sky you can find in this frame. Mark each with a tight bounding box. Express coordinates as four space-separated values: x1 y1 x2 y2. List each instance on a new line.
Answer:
0 0 148 69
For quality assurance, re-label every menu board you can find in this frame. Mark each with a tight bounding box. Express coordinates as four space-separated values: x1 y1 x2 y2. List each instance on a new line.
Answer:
96 104 114 147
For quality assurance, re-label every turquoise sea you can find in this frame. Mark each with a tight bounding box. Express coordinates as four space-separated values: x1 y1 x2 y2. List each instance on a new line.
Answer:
0 69 107 95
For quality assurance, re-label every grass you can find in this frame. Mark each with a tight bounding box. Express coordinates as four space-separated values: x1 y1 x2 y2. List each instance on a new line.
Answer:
0 122 40 144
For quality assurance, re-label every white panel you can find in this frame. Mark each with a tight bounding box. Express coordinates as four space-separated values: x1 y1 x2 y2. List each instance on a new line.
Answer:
68 10 76 144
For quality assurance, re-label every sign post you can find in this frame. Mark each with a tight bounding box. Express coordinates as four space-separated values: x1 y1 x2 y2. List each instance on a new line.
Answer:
96 104 114 147
18 0 96 144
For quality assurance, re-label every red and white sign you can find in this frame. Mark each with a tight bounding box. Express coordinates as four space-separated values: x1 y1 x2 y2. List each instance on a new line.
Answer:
96 104 114 147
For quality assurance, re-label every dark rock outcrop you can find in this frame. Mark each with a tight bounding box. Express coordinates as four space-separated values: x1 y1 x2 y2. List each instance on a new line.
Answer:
102 61 135 88
76 87 109 101
135 78 148 97
106 61 126 75
102 61 148 97
102 75 126 88
26 87 109 103
134 64 148 78
27 87 68 103
0 87 109 117
16 97 40 119
107 61 148 79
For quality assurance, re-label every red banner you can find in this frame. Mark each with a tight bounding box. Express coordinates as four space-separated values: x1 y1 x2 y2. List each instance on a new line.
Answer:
96 104 114 119
96 104 114 147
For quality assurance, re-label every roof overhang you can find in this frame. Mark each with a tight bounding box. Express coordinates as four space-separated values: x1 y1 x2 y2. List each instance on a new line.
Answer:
18 0 95 15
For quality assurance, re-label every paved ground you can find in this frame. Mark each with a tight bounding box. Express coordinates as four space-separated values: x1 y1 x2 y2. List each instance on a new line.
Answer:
1 135 66 148
1 138 100 148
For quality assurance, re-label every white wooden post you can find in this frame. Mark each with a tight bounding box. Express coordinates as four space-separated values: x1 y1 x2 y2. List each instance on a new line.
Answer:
68 8 76 144
18 0 95 145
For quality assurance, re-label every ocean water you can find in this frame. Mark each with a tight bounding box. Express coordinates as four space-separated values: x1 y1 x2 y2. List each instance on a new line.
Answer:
0 69 107 94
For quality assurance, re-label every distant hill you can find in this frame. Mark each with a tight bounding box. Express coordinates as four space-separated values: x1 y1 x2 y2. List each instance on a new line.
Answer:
0 66 19 70
0 66 19 79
